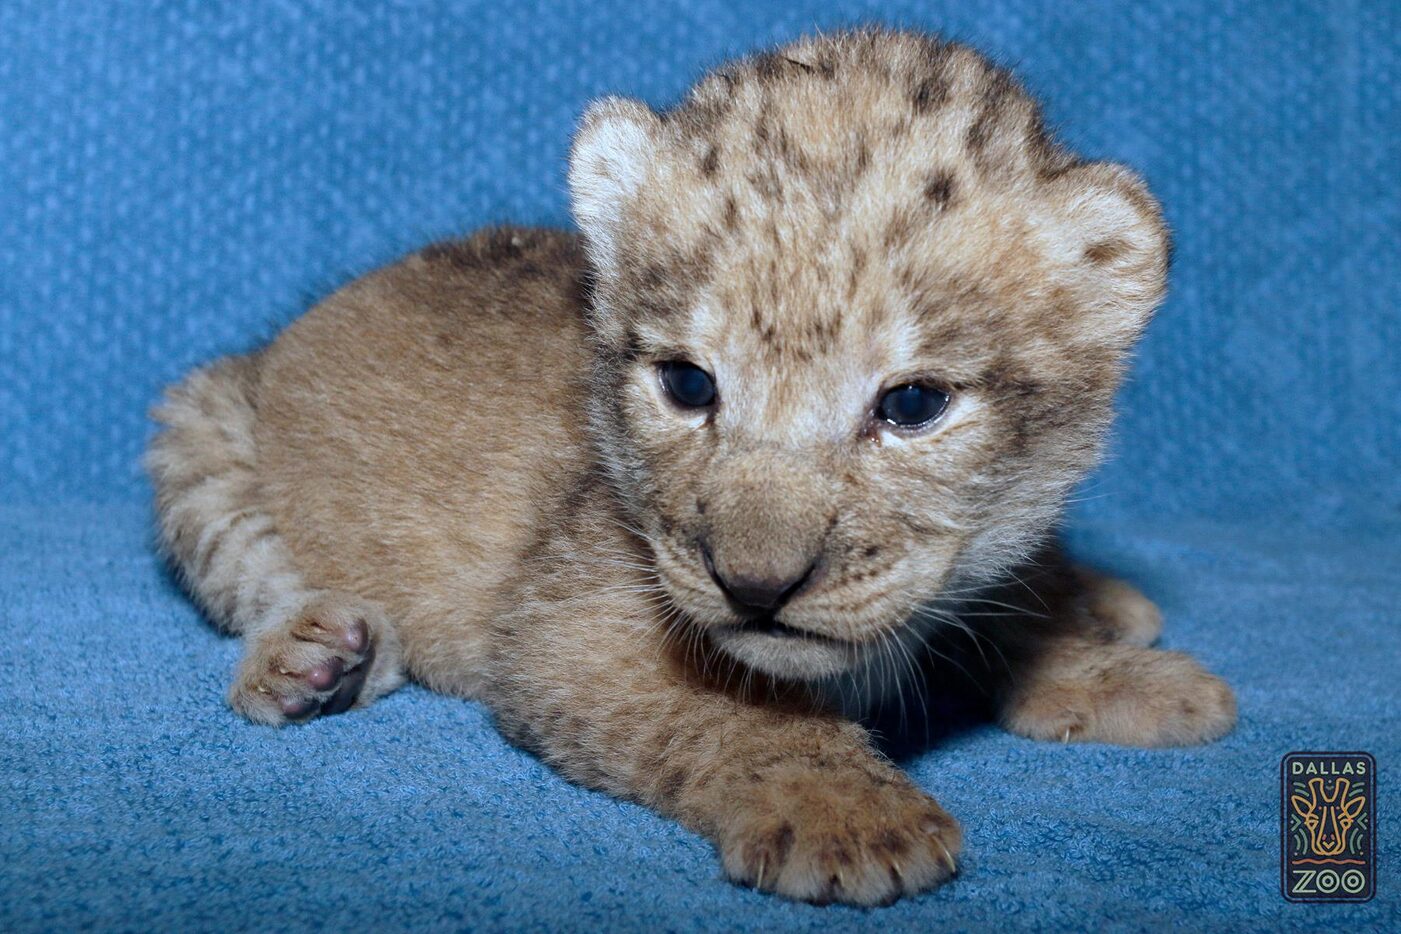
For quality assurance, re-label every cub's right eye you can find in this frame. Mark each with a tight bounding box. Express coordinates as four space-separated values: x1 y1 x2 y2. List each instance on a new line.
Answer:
877 382 950 429
658 361 717 409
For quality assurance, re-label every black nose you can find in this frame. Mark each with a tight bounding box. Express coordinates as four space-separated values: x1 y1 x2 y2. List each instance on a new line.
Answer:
702 547 815 614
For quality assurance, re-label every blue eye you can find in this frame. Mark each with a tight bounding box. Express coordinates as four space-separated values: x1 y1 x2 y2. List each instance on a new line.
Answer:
877 383 950 428
659 361 717 409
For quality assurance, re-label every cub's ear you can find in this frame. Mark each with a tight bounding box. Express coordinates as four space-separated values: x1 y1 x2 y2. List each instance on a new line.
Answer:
1047 162 1170 348
568 97 662 279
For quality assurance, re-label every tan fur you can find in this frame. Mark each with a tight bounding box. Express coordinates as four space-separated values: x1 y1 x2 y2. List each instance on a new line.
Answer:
147 29 1233 906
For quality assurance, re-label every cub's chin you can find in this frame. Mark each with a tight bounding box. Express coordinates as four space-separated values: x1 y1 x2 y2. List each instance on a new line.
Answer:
706 618 856 681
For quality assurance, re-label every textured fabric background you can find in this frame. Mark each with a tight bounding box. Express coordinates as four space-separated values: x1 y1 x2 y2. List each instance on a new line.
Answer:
1 1 1397 931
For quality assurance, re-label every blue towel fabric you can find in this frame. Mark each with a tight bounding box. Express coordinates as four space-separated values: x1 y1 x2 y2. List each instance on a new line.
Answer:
1 2 1396 930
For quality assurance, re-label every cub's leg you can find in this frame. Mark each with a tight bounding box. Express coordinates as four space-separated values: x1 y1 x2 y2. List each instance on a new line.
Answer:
985 554 1235 747
147 355 405 724
487 520 960 907
225 591 401 725
1055 565 1164 647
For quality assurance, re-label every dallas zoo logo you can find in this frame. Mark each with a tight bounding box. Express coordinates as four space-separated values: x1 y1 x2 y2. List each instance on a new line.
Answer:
1281 752 1375 902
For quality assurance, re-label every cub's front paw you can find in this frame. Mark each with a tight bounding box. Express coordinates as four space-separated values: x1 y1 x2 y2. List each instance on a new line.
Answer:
1001 641 1236 747
719 764 960 906
1077 571 1163 646
228 592 401 725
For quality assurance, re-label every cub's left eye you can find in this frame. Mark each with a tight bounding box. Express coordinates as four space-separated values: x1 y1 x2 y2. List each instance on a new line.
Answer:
877 383 950 429
658 361 717 409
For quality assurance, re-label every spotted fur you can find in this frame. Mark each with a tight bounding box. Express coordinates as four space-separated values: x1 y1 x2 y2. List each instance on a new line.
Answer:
148 29 1232 906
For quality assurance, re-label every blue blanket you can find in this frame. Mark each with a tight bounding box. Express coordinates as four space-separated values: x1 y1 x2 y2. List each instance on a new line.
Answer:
2 2 1396 930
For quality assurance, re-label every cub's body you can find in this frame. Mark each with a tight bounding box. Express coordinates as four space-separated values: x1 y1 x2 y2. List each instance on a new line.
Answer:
255 231 590 694
149 30 1234 906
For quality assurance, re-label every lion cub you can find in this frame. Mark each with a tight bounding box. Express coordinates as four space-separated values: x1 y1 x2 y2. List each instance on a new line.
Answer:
148 29 1234 905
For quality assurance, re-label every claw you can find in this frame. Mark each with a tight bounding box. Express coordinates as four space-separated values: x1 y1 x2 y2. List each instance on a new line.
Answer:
755 856 766 891
937 842 957 875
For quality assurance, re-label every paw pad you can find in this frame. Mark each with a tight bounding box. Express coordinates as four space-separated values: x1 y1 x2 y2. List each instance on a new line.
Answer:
229 594 383 725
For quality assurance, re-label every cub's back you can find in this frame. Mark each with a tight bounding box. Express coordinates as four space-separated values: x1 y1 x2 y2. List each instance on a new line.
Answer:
256 228 595 691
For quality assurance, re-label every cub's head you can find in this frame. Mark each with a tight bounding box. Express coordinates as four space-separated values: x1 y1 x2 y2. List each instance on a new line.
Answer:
568 29 1167 681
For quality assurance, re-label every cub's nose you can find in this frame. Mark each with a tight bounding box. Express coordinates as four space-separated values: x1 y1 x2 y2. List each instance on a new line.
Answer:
702 546 815 614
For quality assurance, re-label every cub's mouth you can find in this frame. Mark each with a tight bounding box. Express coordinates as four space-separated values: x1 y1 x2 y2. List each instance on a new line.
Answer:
707 614 857 680
730 614 834 640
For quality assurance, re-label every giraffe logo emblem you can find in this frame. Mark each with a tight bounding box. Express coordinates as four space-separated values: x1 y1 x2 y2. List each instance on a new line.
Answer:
1281 752 1375 902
